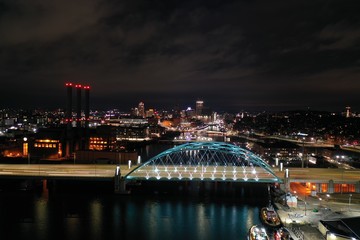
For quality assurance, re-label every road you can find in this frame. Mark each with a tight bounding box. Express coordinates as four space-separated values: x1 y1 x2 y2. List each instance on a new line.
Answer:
272 167 360 183
0 164 137 179
1 164 360 185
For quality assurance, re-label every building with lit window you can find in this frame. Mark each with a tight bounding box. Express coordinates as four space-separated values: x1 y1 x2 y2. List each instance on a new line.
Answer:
30 128 64 160
89 125 116 151
252 140 300 160
116 125 150 141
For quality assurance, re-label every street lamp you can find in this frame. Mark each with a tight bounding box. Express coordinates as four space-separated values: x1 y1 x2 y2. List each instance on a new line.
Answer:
349 194 352 211
23 137 30 164
326 194 330 209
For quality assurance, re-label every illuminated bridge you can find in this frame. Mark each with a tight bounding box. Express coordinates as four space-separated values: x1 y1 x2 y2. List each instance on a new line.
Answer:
125 142 282 183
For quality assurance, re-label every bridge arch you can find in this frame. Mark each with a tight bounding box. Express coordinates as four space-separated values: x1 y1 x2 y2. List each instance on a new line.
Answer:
125 142 281 183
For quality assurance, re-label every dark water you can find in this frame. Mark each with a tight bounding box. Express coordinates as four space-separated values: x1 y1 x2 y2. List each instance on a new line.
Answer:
0 181 268 240
0 142 268 240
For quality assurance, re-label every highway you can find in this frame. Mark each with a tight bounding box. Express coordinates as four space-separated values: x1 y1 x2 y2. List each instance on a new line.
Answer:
1 164 359 185
0 164 137 180
272 167 360 183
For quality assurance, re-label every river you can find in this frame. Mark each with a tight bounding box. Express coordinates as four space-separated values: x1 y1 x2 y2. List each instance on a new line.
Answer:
0 142 270 240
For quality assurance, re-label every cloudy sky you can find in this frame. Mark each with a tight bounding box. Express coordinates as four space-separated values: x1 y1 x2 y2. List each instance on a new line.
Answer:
0 0 359 112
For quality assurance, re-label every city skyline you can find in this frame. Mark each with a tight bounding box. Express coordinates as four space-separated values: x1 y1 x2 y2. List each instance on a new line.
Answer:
1 0 360 112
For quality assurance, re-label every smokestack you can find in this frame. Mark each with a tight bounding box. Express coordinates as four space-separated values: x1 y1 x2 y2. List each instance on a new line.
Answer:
75 84 82 128
84 85 90 149
65 83 73 128
84 86 90 127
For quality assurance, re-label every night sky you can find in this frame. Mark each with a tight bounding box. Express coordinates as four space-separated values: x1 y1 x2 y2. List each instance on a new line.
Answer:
0 0 359 112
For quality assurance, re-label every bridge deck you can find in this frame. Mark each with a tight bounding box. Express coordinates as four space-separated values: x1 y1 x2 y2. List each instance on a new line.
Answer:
273 167 360 183
0 164 359 184
0 164 136 180
128 165 279 182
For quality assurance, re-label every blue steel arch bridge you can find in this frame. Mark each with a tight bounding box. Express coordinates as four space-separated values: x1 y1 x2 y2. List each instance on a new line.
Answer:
125 142 282 183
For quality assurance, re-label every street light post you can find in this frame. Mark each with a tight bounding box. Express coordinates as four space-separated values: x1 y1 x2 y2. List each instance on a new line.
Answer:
349 194 352 211
302 139 305 168
304 194 307 216
326 194 330 209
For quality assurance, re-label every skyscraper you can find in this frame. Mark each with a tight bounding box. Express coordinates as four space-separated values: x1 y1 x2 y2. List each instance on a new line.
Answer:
196 100 204 116
138 102 145 118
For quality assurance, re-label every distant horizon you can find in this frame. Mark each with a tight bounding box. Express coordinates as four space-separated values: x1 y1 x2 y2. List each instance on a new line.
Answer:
0 103 356 115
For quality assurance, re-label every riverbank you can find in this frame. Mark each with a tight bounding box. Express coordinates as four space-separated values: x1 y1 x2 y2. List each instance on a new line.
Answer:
275 193 360 239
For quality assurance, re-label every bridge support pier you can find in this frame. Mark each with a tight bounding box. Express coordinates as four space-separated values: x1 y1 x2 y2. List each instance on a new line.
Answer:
114 177 129 194
316 183 322 193
328 180 334 194
47 179 57 194
356 181 360 193
283 169 290 193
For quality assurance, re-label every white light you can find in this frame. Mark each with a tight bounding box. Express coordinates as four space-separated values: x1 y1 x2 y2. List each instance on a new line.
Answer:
329 233 336 239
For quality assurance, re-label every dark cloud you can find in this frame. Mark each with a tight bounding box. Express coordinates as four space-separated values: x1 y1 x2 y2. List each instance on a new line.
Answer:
0 0 359 111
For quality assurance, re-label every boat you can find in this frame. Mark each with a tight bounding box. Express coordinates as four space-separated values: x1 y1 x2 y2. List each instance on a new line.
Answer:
248 225 269 240
260 204 282 228
273 227 291 240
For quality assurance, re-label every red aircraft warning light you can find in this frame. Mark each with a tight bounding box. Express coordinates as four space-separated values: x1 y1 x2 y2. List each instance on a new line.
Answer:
83 85 90 89
65 83 73 86
75 84 82 88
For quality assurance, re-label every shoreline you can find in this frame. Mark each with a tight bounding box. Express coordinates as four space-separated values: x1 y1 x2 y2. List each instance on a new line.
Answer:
274 192 360 239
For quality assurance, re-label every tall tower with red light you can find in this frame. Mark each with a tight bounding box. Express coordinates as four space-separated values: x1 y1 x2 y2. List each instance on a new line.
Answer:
64 82 91 155
65 83 73 127
75 84 82 128
84 85 90 149
83 85 90 128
